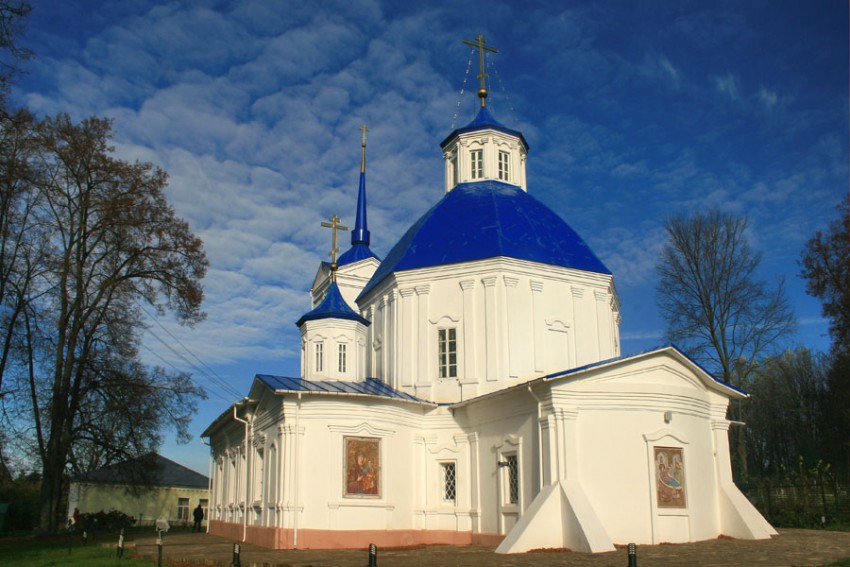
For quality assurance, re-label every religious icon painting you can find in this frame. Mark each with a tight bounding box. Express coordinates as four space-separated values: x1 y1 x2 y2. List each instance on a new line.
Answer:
654 446 686 508
344 436 381 498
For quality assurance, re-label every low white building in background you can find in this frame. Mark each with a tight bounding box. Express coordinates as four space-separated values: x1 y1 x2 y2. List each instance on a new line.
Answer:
202 46 774 552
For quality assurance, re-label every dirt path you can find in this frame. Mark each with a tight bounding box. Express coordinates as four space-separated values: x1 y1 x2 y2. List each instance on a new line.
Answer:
129 529 850 567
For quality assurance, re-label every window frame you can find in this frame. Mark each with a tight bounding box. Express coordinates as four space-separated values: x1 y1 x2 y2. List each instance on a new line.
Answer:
498 150 510 181
315 342 324 373
438 327 458 378
440 461 457 503
470 149 483 180
338 343 347 373
177 497 190 521
503 453 519 505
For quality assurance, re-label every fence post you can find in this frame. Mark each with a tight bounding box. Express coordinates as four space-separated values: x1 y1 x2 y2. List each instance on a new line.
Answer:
232 542 241 567
157 530 163 567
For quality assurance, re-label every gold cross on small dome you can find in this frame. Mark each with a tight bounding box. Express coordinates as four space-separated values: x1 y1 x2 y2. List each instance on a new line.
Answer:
321 214 349 280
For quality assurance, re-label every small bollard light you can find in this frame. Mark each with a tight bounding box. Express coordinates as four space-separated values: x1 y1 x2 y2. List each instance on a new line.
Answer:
627 542 637 567
368 543 378 566
82 530 88 545
232 542 241 567
117 528 125 558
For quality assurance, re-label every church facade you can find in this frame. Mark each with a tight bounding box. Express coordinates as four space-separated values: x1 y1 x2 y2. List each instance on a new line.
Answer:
202 58 774 552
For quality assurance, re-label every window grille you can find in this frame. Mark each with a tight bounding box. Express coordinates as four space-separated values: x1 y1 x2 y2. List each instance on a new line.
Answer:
506 454 519 504
441 462 457 502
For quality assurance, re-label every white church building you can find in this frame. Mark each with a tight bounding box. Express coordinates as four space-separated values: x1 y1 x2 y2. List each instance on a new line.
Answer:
202 42 775 553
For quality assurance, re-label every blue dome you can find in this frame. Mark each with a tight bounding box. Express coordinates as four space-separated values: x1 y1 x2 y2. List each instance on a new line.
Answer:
296 281 370 328
358 181 610 300
338 243 380 267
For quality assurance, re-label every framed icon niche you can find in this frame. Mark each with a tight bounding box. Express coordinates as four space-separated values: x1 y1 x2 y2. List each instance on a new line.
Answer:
344 436 381 498
654 446 686 508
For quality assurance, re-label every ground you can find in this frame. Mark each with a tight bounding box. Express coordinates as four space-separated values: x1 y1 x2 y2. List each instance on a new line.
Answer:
127 529 850 566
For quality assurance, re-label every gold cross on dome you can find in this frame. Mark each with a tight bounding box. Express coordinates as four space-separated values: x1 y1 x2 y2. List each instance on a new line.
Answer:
463 34 498 107
321 214 349 279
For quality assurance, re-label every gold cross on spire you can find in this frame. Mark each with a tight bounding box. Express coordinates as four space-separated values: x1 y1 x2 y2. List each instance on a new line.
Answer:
360 124 368 173
321 214 349 280
463 34 498 107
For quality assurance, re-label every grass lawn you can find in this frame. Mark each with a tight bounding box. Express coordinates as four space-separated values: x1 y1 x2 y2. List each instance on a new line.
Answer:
2 537 150 567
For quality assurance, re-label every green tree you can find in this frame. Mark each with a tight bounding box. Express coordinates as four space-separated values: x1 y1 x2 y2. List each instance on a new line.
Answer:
800 198 850 356
0 114 207 532
745 348 830 477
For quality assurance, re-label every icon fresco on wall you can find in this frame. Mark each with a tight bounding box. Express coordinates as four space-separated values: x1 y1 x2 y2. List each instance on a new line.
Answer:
654 446 686 508
344 436 380 497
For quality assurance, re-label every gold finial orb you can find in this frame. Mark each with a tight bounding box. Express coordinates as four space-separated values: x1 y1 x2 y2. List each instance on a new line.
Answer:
478 87 488 99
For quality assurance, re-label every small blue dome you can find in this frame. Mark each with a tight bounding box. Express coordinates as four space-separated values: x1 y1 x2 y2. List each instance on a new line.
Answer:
338 243 380 267
358 181 610 300
296 281 370 328
440 106 529 151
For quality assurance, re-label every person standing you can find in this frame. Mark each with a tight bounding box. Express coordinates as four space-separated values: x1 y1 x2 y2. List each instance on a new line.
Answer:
192 503 204 532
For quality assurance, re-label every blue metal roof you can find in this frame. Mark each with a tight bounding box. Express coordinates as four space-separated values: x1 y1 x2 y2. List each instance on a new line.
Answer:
358 180 611 300
295 281 370 327
440 106 529 151
255 375 432 404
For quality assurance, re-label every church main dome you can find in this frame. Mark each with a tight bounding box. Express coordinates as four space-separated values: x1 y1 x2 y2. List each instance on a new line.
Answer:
358 180 610 300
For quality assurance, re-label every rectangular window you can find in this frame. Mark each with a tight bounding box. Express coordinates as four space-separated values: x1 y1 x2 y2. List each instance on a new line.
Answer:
338 343 347 373
470 149 483 179
177 497 189 521
452 152 459 186
438 328 457 378
315 342 323 373
505 454 519 504
498 151 510 181
200 498 209 520
441 462 457 502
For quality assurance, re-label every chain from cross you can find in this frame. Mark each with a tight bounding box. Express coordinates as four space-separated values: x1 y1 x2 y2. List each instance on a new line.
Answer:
321 214 349 274
463 34 498 106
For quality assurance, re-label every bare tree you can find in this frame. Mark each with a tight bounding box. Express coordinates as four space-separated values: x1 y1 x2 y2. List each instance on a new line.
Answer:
656 210 796 480
0 114 207 532
656 210 796 385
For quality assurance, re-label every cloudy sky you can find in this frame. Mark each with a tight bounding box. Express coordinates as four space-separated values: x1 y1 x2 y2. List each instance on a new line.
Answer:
13 0 848 473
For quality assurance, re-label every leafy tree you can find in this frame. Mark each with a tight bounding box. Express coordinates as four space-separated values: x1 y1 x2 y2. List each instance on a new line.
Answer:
0 114 207 532
656 210 796 479
745 348 830 477
800 198 850 356
800 198 850 478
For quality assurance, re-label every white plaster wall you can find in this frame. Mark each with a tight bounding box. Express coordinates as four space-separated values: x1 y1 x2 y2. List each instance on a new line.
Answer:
548 355 733 545
360 257 619 403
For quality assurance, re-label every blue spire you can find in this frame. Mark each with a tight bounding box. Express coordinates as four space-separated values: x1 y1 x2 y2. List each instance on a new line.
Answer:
351 169 370 246
339 125 380 267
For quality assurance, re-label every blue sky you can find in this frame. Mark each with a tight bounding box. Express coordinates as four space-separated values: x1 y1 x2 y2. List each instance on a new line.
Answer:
13 0 848 473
